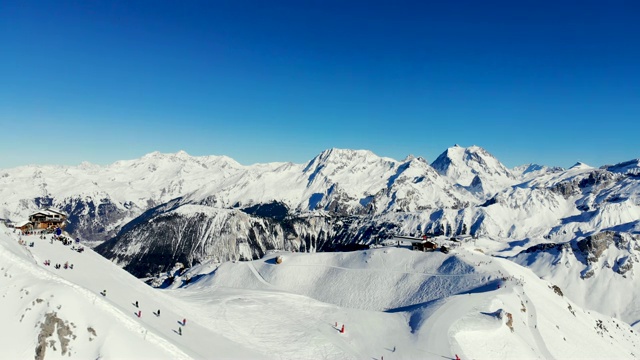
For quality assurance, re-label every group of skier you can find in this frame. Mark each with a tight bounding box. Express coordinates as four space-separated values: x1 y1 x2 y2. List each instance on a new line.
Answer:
43 260 74 269
20 231 190 339
130 298 186 336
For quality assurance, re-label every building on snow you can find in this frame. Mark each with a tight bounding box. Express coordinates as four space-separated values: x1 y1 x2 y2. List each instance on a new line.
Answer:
27 208 68 230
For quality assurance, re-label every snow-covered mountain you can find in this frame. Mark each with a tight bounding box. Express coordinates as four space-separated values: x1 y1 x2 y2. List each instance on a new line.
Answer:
0 151 244 242
1 146 639 280
510 231 640 326
431 144 516 196
4 224 640 359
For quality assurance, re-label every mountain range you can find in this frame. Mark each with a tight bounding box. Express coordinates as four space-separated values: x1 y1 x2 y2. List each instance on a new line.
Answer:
1 145 639 306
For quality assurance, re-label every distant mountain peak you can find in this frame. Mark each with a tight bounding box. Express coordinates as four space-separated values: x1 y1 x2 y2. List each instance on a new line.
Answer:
316 148 375 160
304 148 389 171
570 161 592 170
605 159 640 175
431 145 513 190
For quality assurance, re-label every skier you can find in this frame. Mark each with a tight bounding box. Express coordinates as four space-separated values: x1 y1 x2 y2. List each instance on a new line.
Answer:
183 318 187 326
101 289 107 296
157 309 161 316
178 327 182 336
135 300 139 308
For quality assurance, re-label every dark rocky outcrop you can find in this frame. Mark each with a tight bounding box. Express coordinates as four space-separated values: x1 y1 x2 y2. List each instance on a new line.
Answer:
35 312 74 360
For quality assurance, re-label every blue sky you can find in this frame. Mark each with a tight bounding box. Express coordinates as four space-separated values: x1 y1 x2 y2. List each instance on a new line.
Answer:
1 0 639 169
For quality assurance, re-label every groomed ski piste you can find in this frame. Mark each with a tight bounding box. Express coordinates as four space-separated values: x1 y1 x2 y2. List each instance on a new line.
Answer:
3 224 640 359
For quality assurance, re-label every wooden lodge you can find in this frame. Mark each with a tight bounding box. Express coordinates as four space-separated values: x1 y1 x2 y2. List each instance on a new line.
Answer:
13 220 33 233
27 208 67 230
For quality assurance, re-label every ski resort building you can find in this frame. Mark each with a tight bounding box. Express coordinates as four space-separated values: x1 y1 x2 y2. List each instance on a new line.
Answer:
13 220 33 233
27 208 67 230
391 235 439 252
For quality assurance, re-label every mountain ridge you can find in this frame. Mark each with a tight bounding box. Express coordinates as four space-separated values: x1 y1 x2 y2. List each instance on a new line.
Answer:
1 146 639 281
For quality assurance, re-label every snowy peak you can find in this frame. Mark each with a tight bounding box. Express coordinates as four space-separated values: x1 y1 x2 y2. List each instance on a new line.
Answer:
512 163 563 176
129 151 242 170
512 163 565 182
570 161 593 170
605 159 640 175
305 148 392 171
431 145 515 193
303 148 396 188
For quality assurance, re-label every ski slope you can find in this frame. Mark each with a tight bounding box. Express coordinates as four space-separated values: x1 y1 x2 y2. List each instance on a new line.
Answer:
3 224 640 359
0 225 262 359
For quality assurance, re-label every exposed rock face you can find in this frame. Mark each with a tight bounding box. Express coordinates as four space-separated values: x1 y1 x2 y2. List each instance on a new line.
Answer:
614 256 634 275
549 170 620 199
522 242 568 254
577 232 617 264
35 312 74 360
551 285 564 297
96 205 347 277
504 311 514 333
549 181 580 198
61 197 138 242
516 231 640 281
95 203 407 277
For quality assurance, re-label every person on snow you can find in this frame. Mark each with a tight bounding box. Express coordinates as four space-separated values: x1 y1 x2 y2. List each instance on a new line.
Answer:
182 318 186 326
135 301 139 308
178 327 182 336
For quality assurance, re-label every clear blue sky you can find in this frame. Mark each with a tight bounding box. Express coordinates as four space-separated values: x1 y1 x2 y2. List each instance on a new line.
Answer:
1 0 639 169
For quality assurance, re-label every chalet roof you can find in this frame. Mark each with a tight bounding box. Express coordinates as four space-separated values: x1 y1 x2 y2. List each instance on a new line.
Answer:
14 220 31 227
30 209 67 217
45 208 67 216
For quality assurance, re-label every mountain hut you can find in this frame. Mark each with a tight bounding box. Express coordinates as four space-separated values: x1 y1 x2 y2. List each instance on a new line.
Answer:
28 208 67 230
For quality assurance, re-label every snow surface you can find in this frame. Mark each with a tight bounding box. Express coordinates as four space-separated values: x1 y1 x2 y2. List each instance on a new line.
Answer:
4 223 640 358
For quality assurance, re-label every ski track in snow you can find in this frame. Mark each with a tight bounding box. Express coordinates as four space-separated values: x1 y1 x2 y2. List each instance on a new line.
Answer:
262 260 479 277
418 293 492 360
246 261 274 288
517 288 555 360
